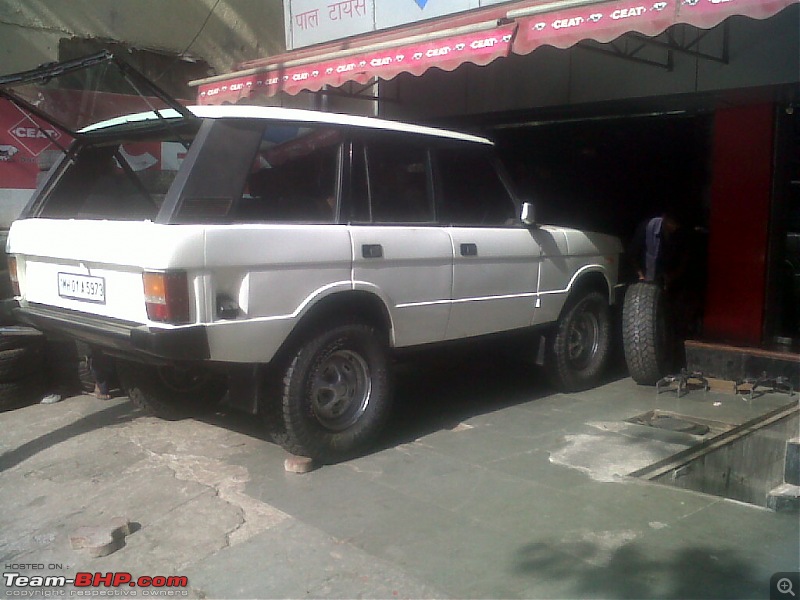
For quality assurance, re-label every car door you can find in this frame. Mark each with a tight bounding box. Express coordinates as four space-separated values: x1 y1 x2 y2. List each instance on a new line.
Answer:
435 145 542 340
347 137 453 347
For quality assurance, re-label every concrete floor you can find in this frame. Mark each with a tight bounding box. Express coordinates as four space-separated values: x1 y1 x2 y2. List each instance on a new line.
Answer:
0 354 798 599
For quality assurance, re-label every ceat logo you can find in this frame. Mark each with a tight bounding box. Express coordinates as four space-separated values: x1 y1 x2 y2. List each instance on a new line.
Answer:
8 108 62 157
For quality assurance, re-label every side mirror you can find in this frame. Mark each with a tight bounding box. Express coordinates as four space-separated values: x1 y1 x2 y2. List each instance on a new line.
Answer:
520 202 537 227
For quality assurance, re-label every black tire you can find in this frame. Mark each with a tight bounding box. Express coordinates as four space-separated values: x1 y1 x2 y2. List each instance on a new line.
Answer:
118 360 226 420
0 345 44 381
0 334 44 353
0 377 45 411
278 323 392 463
622 282 674 385
546 290 612 392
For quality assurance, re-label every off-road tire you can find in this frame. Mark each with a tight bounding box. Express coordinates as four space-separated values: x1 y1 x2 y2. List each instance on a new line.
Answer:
546 290 612 392
622 282 674 385
0 345 44 381
0 377 45 411
279 323 392 463
118 360 226 420
0 334 44 353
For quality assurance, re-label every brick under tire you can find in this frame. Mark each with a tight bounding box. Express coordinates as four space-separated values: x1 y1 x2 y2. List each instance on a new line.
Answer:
546 290 612 392
279 323 392 463
622 282 674 385
118 360 225 420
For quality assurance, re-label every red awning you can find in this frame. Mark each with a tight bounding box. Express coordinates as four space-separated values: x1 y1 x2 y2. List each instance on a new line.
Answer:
193 0 799 104
512 0 798 54
196 20 516 104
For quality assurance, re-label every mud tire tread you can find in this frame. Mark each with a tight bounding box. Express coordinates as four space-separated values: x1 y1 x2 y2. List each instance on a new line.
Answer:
622 282 673 385
278 323 392 463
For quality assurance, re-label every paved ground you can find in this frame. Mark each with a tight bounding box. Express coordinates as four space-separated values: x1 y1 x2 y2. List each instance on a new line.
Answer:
0 353 798 599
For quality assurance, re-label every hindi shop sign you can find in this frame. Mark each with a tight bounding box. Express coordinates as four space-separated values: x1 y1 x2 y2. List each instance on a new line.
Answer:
285 0 515 49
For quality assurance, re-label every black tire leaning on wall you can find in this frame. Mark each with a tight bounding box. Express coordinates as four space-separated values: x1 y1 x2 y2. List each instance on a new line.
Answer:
0 378 44 411
0 345 44 381
0 333 45 411
622 282 674 385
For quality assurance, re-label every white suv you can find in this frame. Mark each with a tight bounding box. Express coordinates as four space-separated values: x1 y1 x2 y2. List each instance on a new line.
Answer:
1 53 622 461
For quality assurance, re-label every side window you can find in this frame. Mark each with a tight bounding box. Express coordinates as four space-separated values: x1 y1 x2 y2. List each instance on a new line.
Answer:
436 147 516 225
365 140 433 223
238 126 341 223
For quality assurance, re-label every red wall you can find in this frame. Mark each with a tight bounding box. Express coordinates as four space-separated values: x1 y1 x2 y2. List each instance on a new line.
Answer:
703 104 775 346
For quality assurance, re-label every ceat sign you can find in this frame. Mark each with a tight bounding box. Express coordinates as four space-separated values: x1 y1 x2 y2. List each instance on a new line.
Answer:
0 98 71 190
8 111 63 157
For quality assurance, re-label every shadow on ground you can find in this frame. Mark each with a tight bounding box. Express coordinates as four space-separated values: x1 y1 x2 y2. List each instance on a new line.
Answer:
0 402 141 472
203 344 630 458
514 538 762 599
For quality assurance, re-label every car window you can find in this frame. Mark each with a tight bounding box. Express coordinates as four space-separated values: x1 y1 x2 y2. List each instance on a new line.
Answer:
436 147 516 226
358 140 433 224
236 126 341 223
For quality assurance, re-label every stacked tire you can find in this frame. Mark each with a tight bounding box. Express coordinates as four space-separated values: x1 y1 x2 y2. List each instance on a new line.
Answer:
0 332 45 411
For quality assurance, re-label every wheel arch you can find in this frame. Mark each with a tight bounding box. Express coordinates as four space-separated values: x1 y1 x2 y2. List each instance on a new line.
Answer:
562 268 612 312
277 290 394 360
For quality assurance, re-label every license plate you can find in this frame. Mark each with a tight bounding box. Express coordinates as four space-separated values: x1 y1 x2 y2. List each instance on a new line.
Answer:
58 273 106 304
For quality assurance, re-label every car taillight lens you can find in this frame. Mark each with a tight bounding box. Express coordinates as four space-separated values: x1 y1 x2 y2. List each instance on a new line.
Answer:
143 271 191 324
7 257 19 296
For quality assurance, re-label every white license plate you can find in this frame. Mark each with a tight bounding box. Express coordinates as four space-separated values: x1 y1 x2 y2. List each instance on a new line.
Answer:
58 273 106 303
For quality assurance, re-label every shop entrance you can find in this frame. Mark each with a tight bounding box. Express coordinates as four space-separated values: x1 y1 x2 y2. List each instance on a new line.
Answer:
491 111 713 320
479 103 798 382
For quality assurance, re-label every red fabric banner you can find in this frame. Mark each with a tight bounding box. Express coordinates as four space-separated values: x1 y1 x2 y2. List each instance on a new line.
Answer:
198 23 516 104
195 0 799 103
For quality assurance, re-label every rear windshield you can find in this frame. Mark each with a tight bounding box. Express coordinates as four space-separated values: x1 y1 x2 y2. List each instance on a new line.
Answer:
37 128 196 221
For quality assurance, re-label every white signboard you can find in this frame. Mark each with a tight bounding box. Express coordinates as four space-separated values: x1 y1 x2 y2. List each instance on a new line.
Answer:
285 0 516 49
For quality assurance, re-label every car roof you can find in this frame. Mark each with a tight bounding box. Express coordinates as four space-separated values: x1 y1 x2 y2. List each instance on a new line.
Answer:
80 104 494 146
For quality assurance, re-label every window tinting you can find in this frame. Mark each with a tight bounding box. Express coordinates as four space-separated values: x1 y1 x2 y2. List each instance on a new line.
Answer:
437 148 515 225
366 141 433 223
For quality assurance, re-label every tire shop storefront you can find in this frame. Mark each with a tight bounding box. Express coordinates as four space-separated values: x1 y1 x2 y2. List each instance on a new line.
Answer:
192 0 800 387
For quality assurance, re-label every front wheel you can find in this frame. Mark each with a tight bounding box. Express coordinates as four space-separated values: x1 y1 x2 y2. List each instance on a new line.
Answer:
278 323 392 463
546 290 612 392
118 360 226 420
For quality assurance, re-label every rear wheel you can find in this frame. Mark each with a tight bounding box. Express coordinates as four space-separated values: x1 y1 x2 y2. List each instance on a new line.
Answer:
546 290 612 392
118 360 225 420
277 323 392 463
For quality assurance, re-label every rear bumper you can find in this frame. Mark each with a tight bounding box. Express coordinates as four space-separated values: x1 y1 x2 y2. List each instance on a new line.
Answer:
4 301 209 362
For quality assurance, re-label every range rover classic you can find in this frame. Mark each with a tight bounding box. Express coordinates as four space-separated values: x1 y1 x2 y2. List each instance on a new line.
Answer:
0 53 623 461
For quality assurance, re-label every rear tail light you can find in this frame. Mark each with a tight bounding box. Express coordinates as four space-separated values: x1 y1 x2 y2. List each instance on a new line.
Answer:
143 271 191 324
7 257 19 296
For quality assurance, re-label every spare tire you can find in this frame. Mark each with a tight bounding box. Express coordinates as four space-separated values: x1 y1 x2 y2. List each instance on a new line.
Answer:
622 282 674 385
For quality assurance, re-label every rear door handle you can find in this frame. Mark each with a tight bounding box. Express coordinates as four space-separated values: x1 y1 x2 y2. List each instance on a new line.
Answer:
460 243 478 257
362 244 383 259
